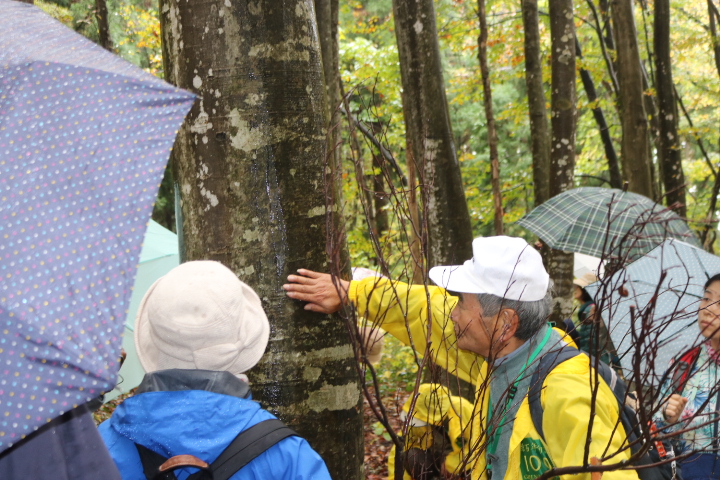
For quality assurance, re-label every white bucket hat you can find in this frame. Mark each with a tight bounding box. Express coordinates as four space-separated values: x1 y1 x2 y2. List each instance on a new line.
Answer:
573 272 598 289
135 260 270 377
428 236 549 301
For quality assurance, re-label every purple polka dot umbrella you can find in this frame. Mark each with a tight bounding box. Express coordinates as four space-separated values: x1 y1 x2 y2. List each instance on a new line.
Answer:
0 0 195 451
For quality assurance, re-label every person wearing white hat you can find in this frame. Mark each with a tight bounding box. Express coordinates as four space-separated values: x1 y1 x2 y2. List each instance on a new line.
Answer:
99 260 330 480
573 273 613 367
284 236 639 480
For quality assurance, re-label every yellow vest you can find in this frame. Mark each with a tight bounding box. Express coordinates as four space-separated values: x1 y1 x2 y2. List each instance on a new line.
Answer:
350 277 639 480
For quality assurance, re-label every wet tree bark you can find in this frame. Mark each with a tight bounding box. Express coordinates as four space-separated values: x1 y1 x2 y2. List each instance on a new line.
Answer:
548 0 577 323
521 0 550 207
654 0 685 216
95 0 112 51
392 0 474 268
611 0 654 198
478 0 503 235
158 1 363 478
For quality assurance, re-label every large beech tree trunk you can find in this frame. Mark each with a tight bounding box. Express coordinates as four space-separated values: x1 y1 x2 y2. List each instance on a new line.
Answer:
478 0 503 235
521 0 551 207
654 0 685 216
392 0 474 267
611 0 654 198
548 0 577 323
158 1 363 478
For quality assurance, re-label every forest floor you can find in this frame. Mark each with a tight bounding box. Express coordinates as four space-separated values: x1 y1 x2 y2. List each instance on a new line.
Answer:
363 386 411 480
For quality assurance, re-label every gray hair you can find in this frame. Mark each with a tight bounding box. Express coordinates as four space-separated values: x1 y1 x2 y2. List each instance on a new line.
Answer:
476 291 552 340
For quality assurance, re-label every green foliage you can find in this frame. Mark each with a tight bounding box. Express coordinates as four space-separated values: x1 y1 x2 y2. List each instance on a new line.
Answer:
114 2 163 77
36 0 73 25
373 421 393 442
48 0 720 250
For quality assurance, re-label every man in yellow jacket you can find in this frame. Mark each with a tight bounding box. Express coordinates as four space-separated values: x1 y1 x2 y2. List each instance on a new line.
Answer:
283 236 638 480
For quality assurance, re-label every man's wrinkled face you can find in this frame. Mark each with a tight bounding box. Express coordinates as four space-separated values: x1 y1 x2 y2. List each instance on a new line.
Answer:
450 293 506 358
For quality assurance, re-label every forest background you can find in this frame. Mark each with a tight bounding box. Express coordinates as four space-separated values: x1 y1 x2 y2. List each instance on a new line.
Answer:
35 0 720 478
38 0 720 252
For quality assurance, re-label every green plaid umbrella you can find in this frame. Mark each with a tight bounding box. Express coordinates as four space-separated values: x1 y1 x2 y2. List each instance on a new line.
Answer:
516 187 700 261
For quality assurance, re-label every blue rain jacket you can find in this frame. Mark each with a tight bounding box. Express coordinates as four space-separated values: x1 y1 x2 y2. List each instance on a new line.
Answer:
98 370 330 480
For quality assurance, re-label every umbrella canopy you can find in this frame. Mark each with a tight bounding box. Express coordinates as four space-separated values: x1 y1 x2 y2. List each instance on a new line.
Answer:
104 220 179 401
0 0 194 452
516 187 699 261
585 239 720 384
574 252 604 279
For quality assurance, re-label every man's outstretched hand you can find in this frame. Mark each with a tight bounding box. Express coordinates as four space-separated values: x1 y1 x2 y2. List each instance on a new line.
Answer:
283 269 349 314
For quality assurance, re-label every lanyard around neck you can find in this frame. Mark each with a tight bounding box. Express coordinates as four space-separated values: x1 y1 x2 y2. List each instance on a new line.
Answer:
486 326 553 472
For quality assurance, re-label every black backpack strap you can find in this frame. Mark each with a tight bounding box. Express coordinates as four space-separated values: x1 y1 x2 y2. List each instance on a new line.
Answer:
203 419 298 480
529 347 637 442
528 346 582 441
135 419 297 480
135 443 178 480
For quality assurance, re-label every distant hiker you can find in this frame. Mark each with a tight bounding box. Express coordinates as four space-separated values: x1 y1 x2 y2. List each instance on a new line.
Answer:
99 261 331 480
285 236 640 479
574 273 615 366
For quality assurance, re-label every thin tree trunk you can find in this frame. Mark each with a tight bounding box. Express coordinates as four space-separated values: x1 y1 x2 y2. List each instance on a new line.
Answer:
576 38 622 188
158 1 363 478
702 0 720 247
593 0 620 95
95 0 112 51
478 0 503 235
641 63 662 200
314 0 341 169
392 0 474 268
611 0 653 198
548 0 577 324
654 0 685 216
393 0 476 401
709 0 720 74
372 153 390 239
521 0 550 207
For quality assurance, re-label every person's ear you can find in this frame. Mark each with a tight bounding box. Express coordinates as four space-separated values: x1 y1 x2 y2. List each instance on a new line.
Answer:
500 309 520 339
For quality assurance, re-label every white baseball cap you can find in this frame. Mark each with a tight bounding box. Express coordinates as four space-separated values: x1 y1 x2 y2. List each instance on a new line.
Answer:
428 236 549 301
135 260 270 377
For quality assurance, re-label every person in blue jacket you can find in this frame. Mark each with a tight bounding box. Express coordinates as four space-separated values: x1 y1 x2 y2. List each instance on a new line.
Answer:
98 260 331 480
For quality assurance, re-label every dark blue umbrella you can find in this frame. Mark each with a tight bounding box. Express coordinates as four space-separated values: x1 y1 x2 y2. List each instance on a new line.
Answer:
0 0 194 452
586 239 720 384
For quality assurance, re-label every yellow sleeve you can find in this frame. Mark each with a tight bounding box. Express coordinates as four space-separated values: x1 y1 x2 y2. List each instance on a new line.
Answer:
348 277 483 385
542 359 639 480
